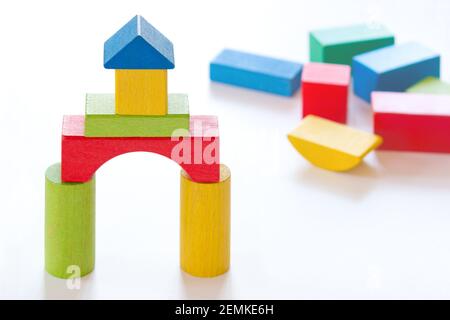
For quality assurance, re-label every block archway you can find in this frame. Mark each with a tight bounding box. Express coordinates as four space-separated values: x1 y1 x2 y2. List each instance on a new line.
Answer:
61 115 220 183
45 116 230 279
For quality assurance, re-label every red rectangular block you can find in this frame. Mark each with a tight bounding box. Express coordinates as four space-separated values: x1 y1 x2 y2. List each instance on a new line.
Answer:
372 92 450 153
61 115 220 183
302 62 351 123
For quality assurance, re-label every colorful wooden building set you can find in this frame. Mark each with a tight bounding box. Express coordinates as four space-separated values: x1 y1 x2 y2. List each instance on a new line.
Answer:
45 17 449 280
210 23 449 172
45 16 231 279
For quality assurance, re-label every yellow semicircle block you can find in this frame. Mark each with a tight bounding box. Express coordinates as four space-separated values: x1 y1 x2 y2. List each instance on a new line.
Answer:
288 115 383 172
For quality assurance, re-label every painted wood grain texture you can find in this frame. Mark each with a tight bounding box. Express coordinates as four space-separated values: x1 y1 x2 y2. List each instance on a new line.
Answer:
62 115 220 183
407 77 450 95
180 164 231 277
85 93 189 137
104 15 175 69
210 49 303 96
373 91 450 153
116 69 168 115
353 42 440 102
288 116 382 172
45 163 95 279
309 23 394 65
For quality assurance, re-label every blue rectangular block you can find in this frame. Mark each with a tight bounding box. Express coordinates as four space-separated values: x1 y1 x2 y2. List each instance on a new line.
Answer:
210 49 303 96
352 42 440 102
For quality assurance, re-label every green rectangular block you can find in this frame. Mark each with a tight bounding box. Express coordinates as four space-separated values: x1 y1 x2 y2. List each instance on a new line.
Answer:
309 23 395 66
85 93 190 137
406 77 450 95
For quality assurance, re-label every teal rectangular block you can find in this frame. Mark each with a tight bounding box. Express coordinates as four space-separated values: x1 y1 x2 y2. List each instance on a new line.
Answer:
309 23 395 65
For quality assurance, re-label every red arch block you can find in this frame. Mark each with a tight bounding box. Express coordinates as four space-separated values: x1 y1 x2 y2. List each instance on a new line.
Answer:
61 115 220 183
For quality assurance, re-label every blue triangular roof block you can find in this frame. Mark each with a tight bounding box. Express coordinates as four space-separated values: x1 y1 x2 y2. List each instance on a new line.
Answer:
104 15 175 69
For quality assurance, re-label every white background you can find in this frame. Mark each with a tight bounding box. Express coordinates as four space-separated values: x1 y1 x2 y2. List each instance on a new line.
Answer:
1 0 450 299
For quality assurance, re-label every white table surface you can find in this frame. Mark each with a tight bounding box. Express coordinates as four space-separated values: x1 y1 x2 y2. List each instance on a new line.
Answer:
1 0 450 299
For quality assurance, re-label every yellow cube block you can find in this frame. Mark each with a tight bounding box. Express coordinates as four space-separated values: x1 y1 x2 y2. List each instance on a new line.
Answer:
115 69 168 115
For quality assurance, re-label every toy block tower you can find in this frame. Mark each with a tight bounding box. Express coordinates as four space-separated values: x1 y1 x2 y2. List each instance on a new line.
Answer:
104 15 174 115
45 15 231 280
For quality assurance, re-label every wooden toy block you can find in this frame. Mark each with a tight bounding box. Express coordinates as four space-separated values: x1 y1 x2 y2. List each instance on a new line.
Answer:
353 42 440 103
288 115 382 171
407 77 450 95
115 69 168 115
45 163 95 279
210 49 303 96
62 115 220 183
180 164 230 278
302 62 351 123
372 91 450 153
104 15 174 69
85 93 189 137
310 23 394 66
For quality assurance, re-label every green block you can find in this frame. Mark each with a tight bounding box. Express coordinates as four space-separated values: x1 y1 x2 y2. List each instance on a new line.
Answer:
85 93 190 137
406 77 450 95
309 23 395 65
45 163 95 279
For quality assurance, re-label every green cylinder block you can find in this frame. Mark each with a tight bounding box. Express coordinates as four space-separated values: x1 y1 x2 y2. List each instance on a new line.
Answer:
45 163 95 279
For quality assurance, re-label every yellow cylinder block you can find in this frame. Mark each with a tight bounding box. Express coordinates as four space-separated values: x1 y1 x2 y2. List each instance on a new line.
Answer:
180 164 231 277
